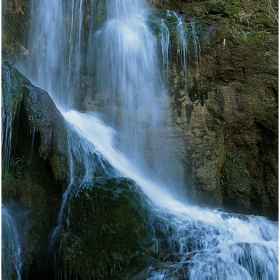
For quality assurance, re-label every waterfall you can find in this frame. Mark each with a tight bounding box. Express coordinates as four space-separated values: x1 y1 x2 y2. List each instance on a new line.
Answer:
2 205 22 280
62 109 278 280
23 0 186 199
24 0 66 106
24 0 101 108
94 0 186 198
10 0 279 279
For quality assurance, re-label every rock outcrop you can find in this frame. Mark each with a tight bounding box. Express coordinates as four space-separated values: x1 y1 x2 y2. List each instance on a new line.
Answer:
2 61 69 278
1 61 174 280
1 0 278 278
159 0 278 219
2 0 278 220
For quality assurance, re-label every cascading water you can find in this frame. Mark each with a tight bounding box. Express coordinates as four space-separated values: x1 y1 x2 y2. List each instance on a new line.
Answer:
94 0 187 196
63 109 278 280
2 205 22 280
24 0 66 107
10 0 279 279
24 0 187 199
24 0 102 108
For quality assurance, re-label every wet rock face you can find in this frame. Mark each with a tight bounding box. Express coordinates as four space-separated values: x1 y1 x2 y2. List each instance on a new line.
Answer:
2 61 69 277
2 0 30 58
2 0 278 220
1 63 172 280
52 177 153 280
146 0 278 219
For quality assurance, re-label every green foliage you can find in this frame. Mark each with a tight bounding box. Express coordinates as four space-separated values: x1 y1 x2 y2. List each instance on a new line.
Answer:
206 0 225 14
225 0 241 19
225 152 242 168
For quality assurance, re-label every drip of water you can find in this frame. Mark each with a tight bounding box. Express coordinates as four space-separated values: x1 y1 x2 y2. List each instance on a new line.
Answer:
1 114 12 173
2 63 14 173
29 127 37 161
190 18 201 73
2 206 22 280
173 11 188 93
159 18 170 80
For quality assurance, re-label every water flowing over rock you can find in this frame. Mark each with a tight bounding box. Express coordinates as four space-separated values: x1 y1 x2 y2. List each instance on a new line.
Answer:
3 0 278 218
2 0 278 279
2 205 22 279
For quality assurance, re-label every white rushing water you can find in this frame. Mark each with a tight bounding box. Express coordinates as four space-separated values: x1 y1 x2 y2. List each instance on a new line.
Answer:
62 109 278 280
15 0 279 278
23 0 186 199
95 0 187 198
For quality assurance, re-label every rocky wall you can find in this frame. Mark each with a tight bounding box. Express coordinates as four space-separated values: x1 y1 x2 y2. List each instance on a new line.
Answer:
2 0 278 219
162 0 278 219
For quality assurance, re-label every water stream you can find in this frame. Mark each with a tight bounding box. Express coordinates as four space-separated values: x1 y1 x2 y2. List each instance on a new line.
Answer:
62 109 278 279
7 0 279 279
2 205 22 280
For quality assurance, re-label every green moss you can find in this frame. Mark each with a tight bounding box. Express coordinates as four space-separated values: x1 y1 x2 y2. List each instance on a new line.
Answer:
2 62 70 184
224 0 242 19
238 31 273 45
3 169 54 215
54 177 154 279
205 1 225 14
21 177 47 211
2 61 31 122
38 145 49 161
2 61 65 212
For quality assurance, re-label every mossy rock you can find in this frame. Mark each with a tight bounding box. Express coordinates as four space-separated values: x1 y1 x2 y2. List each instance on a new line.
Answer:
2 61 69 183
53 177 155 280
2 62 71 276
2 61 31 124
